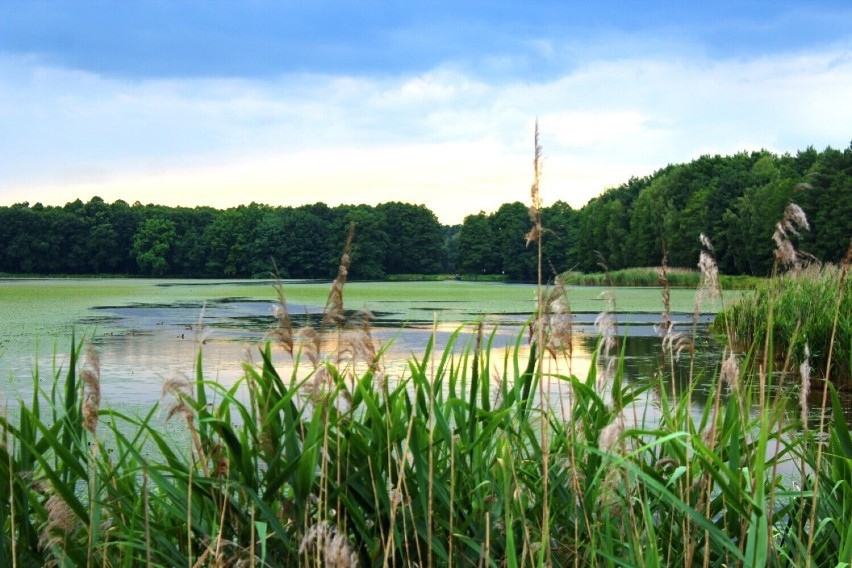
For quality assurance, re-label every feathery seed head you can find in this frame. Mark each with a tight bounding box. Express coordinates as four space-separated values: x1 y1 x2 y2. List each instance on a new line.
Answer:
774 203 810 270
40 491 76 556
161 372 194 423
299 521 359 567
599 412 626 453
698 251 720 300
80 341 101 435
721 352 740 390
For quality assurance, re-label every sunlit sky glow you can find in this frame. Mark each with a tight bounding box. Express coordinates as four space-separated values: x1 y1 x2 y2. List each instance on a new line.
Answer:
1 1 850 224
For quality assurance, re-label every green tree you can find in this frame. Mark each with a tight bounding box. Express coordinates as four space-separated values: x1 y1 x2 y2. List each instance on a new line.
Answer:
376 202 445 274
492 202 537 280
132 217 176 276
456 213 499 275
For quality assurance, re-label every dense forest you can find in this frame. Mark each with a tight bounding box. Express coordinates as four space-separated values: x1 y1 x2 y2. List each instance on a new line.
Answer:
1 144 850 280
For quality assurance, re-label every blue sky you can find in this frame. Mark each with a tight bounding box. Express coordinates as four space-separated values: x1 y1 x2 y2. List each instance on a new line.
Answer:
1 1 850 223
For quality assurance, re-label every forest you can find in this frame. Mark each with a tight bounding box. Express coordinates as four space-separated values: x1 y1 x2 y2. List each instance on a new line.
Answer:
1 143 850 280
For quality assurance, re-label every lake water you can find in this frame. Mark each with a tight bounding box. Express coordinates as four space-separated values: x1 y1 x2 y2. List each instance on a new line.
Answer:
1 278 843 425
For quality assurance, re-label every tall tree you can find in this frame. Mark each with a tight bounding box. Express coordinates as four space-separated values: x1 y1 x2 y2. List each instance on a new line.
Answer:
132 217 176 276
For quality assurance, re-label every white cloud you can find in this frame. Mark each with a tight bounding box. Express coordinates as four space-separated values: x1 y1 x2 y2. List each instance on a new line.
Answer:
2 43 851 223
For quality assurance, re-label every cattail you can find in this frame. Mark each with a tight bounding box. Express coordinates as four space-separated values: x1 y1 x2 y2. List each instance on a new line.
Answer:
800 343 811 426
80 342 101 435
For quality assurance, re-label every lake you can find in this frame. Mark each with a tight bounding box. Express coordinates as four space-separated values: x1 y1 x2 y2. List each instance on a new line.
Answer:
0 278 738 421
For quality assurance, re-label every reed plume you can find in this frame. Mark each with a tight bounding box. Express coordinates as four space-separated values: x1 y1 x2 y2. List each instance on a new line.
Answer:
271 269 294 356
299 520 359 567
80 342 101 435
773 203 810 270
39 490 76 562
321 221 355 331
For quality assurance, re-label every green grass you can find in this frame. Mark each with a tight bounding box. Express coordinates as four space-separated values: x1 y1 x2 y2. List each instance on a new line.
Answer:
715 263 851 387
561 267 763 289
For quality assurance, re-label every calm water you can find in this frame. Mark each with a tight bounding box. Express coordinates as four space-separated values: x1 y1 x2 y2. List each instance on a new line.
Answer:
1 281 846 425
1 294 714 411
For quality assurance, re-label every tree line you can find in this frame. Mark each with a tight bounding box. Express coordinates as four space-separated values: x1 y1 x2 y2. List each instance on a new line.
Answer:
0 201 447 279
1 143 850 279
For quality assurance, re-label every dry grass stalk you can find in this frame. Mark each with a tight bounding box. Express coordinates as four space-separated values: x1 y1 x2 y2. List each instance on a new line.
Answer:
161 371 211 479
339 309 378 368
658 244 672 336
594 291 618 394
80 342 101 435
271 272 294 356
799 343 811 426
693 234 720 349
525 120 543 248
321 221 355 331
697 234 720 302
297 327 322 369
536 277 573 361
598 412 625 454
162 372 194 423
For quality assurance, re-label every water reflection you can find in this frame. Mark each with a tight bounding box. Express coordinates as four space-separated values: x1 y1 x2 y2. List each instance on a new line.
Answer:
5 298 847 427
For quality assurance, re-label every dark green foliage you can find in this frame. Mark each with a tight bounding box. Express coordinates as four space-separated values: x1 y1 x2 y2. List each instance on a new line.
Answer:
1 144 850 280
558 145 852 277
0 199 447 279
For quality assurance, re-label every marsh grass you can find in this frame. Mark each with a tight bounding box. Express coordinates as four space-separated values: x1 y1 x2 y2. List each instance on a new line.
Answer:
716 257 852 389
561 268 762 290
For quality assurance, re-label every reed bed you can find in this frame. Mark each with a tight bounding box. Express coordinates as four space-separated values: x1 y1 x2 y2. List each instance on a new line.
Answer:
717 260 852 389
561 268 761 289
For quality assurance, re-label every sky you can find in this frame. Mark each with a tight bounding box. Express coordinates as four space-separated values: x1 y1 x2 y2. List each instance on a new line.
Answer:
1 1 851 224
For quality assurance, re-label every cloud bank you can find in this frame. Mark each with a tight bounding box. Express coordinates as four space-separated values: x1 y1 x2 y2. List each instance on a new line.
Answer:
1 40 851 224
